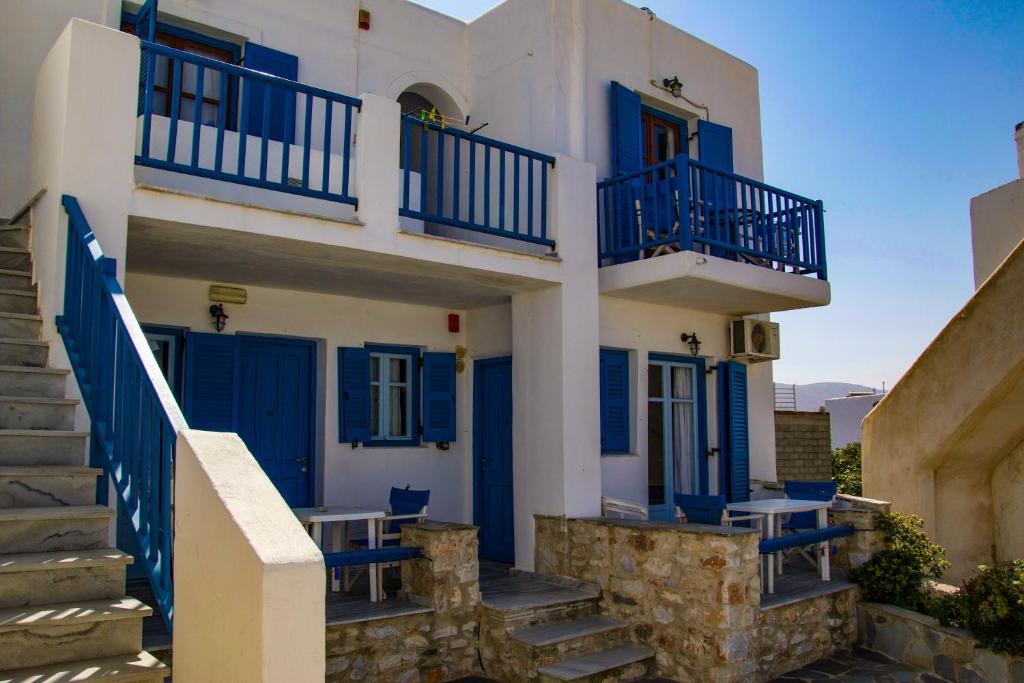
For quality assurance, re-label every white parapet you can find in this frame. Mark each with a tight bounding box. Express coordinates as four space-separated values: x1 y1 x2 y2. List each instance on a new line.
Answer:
174 429 325 682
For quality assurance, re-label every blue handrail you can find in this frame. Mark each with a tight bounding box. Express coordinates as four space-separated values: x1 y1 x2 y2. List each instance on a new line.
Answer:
399 115 556 248
596 155 827 280
136 41 361 206
56 195 187 631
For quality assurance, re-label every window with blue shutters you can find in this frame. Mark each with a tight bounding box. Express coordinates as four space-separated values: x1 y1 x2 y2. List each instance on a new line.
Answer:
183 332 239 431
600 349 630 454
338 345 456 447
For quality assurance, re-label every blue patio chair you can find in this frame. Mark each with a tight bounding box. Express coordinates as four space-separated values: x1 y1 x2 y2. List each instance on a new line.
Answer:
781 481 837 532
674 494 762 529
344 486 430 597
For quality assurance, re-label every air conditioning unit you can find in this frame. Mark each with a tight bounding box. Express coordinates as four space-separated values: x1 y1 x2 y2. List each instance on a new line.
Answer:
730 319 780 362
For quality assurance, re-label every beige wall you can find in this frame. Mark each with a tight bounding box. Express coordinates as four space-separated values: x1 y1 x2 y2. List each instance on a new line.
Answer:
992 438 1024 564
174 429 325 682
862 239 1024 581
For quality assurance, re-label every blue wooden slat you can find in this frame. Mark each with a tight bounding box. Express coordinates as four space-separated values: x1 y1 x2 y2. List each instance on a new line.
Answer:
321 98 332 194
167 60 182 163
342 102 353 199
435 127 445 215
259 84 271 181
527 158 534 237
468 139 476 225
452 135 461 222
214 73 227 173
402 116 411 209
190 65 204 168
484 145 491 226
237 79 249 177
302 93 313 190
280 88 294 185
419 120 428 212
498 149 506 230
541 161 548 241
512 153 520 233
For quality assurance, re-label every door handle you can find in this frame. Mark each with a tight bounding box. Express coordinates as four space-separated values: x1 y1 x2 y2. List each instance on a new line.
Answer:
479 458 487 464
296 457 309 473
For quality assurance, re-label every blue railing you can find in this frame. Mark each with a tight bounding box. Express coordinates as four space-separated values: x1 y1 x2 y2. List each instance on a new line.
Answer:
399 115 556 248
56 195 186 631
597 156 827 280
136 41 361 206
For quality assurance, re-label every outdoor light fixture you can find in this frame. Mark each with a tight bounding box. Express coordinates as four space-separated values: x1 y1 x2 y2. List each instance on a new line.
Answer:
209 304 229 333
663 76 683 98
680 332 701 356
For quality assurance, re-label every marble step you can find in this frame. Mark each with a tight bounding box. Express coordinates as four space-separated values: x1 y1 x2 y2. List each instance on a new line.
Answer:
0 598 150 671
0 650 167 683
0 397 77 431
0 548 130 608
0 505 114 553
0 430 88 466
0 250 30 273
0 366 70 399
0 339 47 368
0 465 102 509
0 227 30 250
0 314 41 341
0 290 35 316
510 615 627 648
538 644 655 682
0 271 32 293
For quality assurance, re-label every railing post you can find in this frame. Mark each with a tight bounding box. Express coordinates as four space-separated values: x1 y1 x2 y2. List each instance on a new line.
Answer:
814 199 827 280
675 155 692 252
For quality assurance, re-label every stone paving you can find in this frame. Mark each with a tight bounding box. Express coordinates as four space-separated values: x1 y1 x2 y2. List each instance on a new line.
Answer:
768 647 943 683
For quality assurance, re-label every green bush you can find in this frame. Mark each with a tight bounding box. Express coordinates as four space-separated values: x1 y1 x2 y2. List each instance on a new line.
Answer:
850 512 948 610
831 443 862 496
931 561 1024 657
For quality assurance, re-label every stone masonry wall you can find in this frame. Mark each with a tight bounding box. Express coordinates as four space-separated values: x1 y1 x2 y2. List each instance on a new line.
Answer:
828 494 891 572
535 516 857 682
775 411 832 482
324 522 481 682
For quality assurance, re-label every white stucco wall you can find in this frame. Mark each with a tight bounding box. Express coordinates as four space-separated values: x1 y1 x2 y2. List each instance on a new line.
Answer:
598 296 777 505
824 393 886 449
125 271 487 525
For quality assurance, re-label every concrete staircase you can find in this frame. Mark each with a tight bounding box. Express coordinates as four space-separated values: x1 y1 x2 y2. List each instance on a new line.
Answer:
0 223 167 682
480 571 654 682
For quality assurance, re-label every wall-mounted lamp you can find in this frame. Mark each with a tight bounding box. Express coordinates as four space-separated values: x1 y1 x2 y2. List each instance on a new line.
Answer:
680 332 701 356
662 76 683 98
209 304 229 333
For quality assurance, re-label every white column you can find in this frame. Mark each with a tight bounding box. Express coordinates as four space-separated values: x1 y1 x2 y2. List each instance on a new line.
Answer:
511 153 602 569
28 19 138 339
353 93 401 235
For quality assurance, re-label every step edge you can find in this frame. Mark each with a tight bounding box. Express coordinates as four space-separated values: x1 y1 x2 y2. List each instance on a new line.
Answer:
0 289 36 299
0 465 102 476
0 650 167 683
0 338 48 347
0 248 30 255
0 270 31 278
0 396 78 405
537 644 655 680
0 548 133 573
509 615 627 647
0 598 152 633
0 430 89 437
0 313 42 322
0 365 69 375
0 504 116 521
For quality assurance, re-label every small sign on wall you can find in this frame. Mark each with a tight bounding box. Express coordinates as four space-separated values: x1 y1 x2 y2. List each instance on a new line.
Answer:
209 285 247 304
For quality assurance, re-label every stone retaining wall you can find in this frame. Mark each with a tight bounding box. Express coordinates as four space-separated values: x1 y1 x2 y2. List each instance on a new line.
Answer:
775 411 832 482
535 515 858 682
325 522 482 682
858 602 1024 682
828 494 890 571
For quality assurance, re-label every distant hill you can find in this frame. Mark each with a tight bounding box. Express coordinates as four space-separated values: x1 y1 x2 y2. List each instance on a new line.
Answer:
774 382 878 412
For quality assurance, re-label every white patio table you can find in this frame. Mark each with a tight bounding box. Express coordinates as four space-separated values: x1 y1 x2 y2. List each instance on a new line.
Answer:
726 498 833 594
293 505 386 602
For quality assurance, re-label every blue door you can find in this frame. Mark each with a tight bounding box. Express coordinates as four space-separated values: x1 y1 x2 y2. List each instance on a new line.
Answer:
184 333 315 508
236 336 315 508
474 357 514 563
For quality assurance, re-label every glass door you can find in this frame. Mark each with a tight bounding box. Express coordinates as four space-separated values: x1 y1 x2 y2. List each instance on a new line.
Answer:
647 357 703 520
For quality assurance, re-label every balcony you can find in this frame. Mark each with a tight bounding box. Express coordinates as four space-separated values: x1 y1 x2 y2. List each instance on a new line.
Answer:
595 157 830 315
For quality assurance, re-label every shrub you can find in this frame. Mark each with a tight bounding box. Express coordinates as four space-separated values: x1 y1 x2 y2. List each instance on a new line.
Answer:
831 443 862 496
932 561 1024 657
850 512 948 610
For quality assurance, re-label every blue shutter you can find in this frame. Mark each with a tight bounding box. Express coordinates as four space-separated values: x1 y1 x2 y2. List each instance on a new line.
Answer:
610 82 643 262
610 82 642 175
599 349 630 453
183 332 238 431
422 352 456 442
338 347 371 444
718 360 749 503
242 43 298 144
697 120 734 173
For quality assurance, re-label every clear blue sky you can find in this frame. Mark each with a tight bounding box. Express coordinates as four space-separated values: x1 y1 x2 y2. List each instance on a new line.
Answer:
416 0 1024 388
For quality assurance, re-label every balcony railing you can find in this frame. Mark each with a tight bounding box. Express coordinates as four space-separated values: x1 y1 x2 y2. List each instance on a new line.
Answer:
136 41 361 205
596 156 827 280
400 115 556 248
56 195 186 631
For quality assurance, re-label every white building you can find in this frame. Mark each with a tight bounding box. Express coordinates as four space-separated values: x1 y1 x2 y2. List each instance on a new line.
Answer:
1 0 830 656
825 392 885 449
